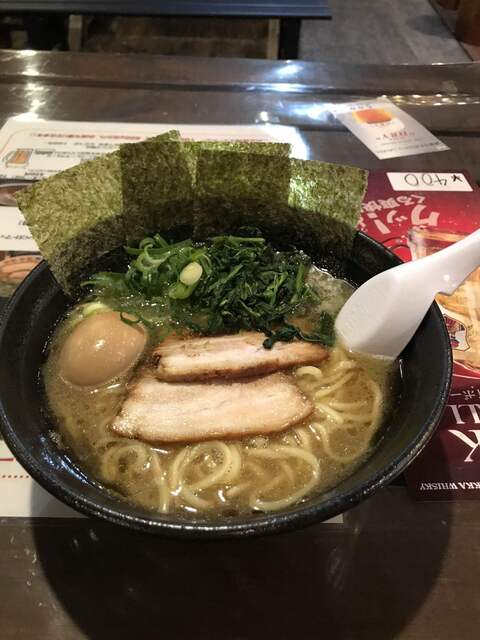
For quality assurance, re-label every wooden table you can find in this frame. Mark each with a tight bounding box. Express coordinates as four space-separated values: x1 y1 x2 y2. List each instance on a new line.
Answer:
0 50 480 639
0 0 332 59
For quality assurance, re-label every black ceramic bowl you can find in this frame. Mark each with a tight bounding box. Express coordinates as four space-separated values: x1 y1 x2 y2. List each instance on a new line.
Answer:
0 232 451 538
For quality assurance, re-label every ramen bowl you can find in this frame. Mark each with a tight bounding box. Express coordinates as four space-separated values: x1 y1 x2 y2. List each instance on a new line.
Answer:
0 232 451 538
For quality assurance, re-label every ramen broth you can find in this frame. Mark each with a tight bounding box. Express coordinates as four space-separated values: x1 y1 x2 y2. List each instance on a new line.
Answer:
43 267 397 518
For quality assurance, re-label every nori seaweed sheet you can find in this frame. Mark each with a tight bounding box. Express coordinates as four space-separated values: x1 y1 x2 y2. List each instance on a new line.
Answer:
16 151 123 293
185 140 290 157
285 159 368 256
194 150 291 238
119 134 193 243
183 139 290 176
182 139 291 197
289 159 367 226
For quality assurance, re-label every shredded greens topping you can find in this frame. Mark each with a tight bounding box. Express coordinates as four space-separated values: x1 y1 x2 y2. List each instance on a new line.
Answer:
82 234 335 348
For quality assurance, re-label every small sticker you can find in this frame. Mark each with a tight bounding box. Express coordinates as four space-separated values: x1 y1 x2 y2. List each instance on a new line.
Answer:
331 98 449 160
387 172 472 192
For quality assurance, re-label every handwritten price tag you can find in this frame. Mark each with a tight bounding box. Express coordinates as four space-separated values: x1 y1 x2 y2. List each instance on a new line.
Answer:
387 172 472 192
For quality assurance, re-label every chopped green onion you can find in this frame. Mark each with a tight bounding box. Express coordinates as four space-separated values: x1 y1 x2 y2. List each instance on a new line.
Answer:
179 261 203 286
81 301 111 317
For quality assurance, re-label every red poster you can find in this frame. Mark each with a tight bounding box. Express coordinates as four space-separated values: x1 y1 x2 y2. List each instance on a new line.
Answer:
360 171 480 499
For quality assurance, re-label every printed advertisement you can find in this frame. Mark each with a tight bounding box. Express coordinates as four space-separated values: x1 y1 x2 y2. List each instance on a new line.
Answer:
360 170 480 499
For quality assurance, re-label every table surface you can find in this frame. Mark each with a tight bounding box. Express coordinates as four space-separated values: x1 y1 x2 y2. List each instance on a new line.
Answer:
0 49 479 640
0 0 331 17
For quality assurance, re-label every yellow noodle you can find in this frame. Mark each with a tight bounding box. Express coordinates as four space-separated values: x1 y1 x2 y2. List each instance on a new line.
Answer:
335 360 358 371
223 444 242 483
225 481 252 499
308 370 344 387
278 460 295 484
294 427 312 449
317 424 370 464
250 474 320 512
314 372 355 398
100 441 150 483
336 412 373 423
188 442 234 491
250 447 320 511
367 377 383 426
180 484 212 510
150 453 170 514
273 445 320 470
168 447 192 491
296 366 324 378
329 400 367 411
315 403 344 424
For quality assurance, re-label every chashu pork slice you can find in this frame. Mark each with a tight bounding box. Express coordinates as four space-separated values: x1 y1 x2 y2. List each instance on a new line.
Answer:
111 372 314 443
153 332 327 382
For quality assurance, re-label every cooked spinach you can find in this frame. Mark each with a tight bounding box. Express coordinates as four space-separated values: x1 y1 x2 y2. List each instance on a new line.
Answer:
83 234 335 347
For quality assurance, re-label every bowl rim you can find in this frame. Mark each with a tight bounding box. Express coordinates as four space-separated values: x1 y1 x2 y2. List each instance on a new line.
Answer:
0 232 453 538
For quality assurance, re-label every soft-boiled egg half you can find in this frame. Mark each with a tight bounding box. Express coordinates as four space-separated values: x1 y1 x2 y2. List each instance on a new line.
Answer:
59 311 147 387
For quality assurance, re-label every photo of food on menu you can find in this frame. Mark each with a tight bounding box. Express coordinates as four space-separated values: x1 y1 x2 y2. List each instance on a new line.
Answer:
0 180 40 297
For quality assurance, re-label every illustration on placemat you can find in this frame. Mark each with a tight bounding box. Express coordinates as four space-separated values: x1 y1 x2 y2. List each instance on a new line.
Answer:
408 226 480 375
0 252 41 297
2 148 33 168
0 181 30 206
444 314 468 350
0 180 40 296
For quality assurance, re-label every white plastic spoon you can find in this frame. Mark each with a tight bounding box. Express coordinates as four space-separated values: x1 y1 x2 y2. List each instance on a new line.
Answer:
335 228 480 360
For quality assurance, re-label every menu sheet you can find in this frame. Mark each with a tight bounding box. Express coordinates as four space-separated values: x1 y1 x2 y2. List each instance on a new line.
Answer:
0 117 343 523
361 171 480 499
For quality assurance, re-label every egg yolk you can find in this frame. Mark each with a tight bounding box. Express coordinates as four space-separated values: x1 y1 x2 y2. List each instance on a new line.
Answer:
59 311 147 387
